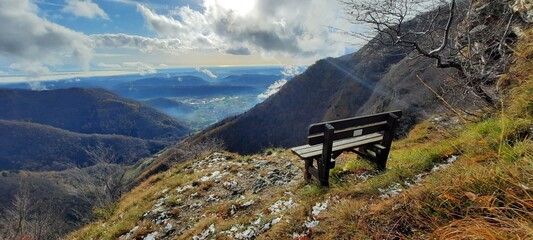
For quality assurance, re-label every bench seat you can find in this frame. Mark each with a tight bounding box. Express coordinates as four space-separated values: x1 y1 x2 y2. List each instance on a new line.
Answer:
291 132 383 159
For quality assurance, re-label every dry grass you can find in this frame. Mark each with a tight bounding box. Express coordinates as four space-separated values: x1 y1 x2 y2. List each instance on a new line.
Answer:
303 27 533 239
69 28 533 240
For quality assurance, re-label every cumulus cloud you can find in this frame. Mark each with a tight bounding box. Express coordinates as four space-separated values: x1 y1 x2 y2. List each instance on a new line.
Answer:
63 0 109 20
257 79 288 100
90 34 184 53
137 0 350 59
195 67 218 79
9 62 51 77
0 0 93 76
257 65 301 100
281 65 302 77
28 81 48 91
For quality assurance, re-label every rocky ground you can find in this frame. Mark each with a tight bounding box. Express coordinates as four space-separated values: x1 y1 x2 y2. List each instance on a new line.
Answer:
119 151 306 239
115 143 462 240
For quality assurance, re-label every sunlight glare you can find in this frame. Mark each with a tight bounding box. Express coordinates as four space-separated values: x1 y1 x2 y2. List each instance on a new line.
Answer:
216 0 255 16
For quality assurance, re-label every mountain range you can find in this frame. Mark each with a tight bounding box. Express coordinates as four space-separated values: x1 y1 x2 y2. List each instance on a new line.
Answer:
0 88 190 171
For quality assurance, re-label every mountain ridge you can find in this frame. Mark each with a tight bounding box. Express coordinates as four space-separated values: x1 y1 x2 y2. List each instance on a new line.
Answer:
0 87 190 140
0 119 165 171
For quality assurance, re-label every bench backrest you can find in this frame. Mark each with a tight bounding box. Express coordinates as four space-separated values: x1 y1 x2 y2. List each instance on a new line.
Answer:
307 110 402 145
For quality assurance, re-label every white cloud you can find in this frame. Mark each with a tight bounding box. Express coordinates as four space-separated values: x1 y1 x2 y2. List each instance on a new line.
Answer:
121 62 156 75
0 0 93 76
281 65 302 77
195 67 218 78
96 62 122 68
63 0 109 20
257 64 301 100
90 34 184 53
137 0 351 60
28 81 48 91
9 62 50 77
257 79 288 100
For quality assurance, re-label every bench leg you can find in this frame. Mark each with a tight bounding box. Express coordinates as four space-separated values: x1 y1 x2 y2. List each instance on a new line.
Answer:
318 158 329 187
376 148 389 171
304 158 312 180
376 113 399 171
319 124 335 187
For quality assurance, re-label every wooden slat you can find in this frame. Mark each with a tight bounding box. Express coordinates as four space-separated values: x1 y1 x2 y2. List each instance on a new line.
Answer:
308 110 402 136
292 132 382 157
297 133 383 159
308 121 387 145
308 166 319 178
373 144 386 150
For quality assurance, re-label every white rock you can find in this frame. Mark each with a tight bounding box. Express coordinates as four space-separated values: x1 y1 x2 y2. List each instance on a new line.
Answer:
200 171 221 182
223 180 238 189
378 183 403 199
268 198 295 214
305 220 320 228
176 184 194 193
235 227 257 239
193 224 215 240
240 200 255 207
312 200 329 216
271 217 282 225
143 231 158 240
252 217 261 226
164 223 173 232
206 194 219 202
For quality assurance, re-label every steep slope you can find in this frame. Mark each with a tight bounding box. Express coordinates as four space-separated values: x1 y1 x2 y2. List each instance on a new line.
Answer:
194 41 430 154
194 6 488 154
0 88 190 140
0 120 165 171
68 100 533 240
68 47 533 237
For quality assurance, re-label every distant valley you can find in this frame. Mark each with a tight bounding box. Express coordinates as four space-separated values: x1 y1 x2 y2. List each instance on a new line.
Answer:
0 66 291 130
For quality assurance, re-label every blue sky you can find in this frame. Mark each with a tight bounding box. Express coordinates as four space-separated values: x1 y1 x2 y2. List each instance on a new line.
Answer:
0 0 362 82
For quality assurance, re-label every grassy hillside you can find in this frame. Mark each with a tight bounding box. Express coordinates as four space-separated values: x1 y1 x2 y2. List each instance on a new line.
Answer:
68 29 532 239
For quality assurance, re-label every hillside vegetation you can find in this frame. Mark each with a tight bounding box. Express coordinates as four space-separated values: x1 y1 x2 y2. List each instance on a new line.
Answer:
0 88 190 140
68 28 532 239
0 120 165 170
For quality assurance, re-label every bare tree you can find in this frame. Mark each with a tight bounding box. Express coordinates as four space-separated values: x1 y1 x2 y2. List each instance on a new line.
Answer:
77 143 128 209
3 181 33 239
342 0 521 105
0 178 61 240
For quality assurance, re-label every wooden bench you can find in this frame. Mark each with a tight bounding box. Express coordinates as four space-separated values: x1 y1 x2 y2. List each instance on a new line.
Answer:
291 110 402 186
